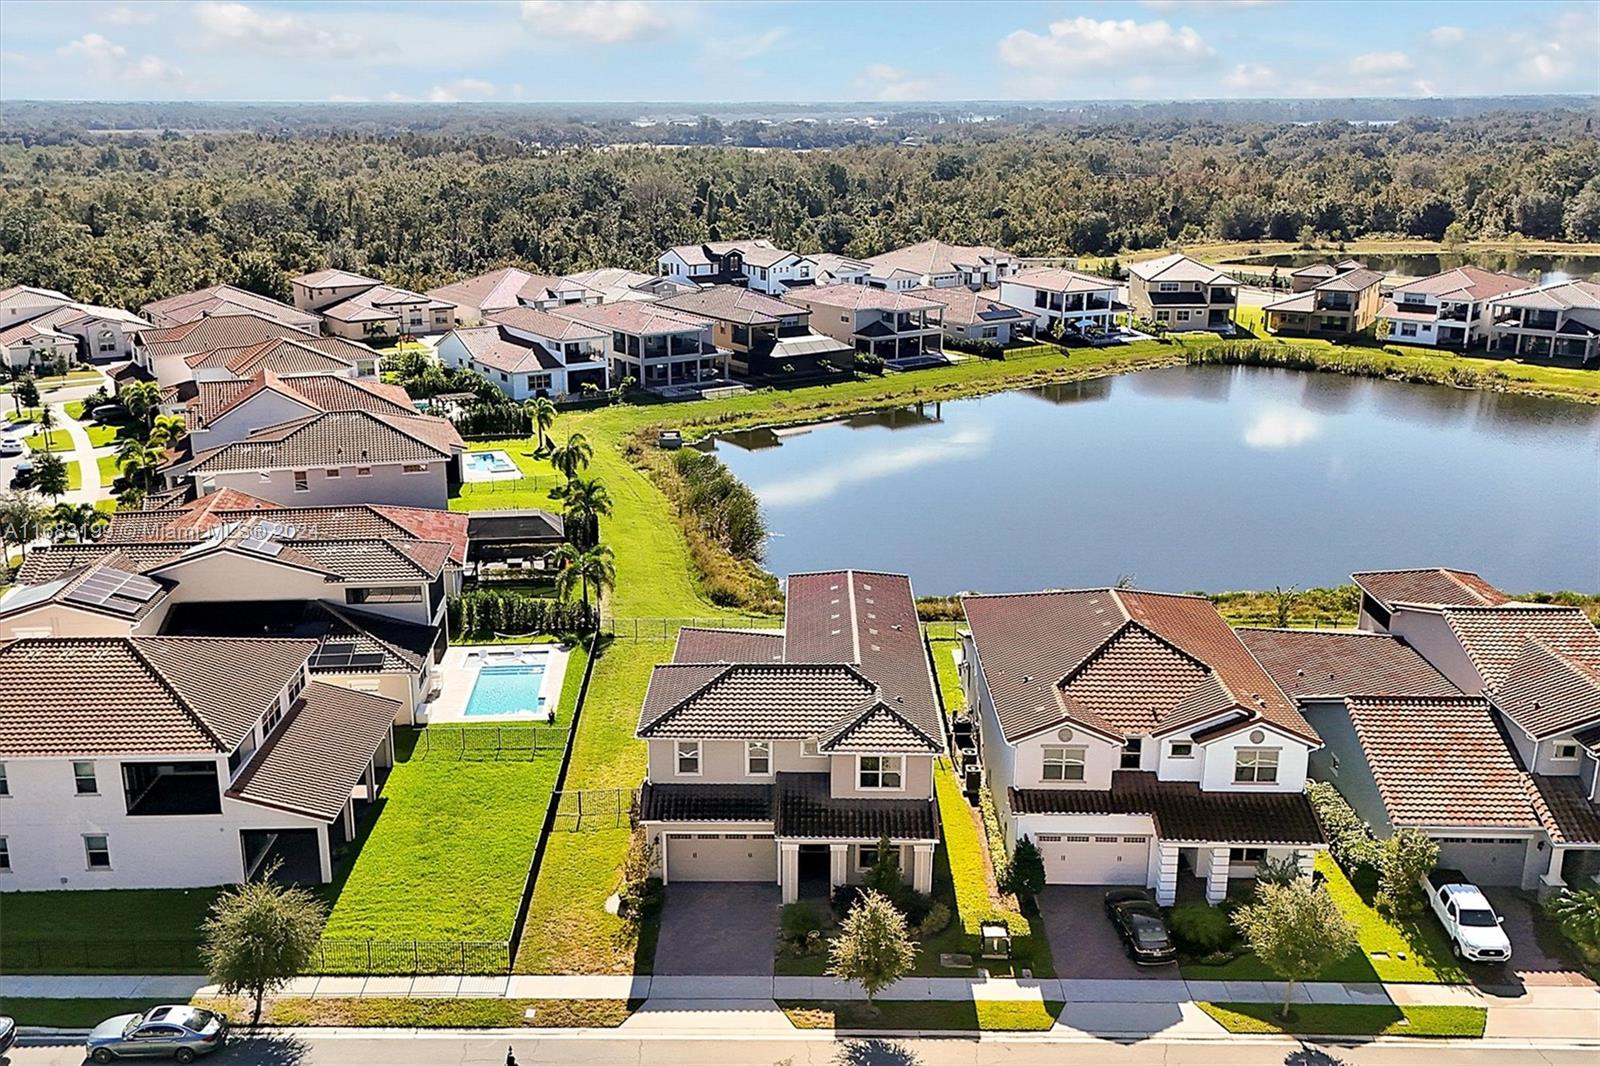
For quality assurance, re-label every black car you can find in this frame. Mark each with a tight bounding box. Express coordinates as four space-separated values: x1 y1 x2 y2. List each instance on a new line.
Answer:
1103 888 1178 966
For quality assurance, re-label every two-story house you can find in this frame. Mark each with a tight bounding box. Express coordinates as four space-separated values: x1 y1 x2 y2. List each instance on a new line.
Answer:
0 635 399 891
1262 264 1385 337
140 284 320 334
637 571 944 903
1486 280 1600 363
784 284 945 366
183 371 424 453
811 254 872 286
548 301 729 391
863 240 1018 291
657 240 819 295
131 313 324 387
427 267 601 326
1285 260 1368 292
996 268 1121 338
0 286 150 368
180 335 381 385
655 285 853 381
291 269 456 339
1126 254 1241 333
435 306 611 401
959 588 1325 904
562 268 698 304
1376 266 1526 349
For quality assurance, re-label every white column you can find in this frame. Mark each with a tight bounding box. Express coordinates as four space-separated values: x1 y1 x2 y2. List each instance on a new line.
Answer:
1155 843 1180 906
1541 845 1568 891
659 833 670 886
1205 846 1231 905
829 843 848 889
316 825 333 884
912 844 935 895
1296 848 1317 880
342 798 355 843
780 842 800 904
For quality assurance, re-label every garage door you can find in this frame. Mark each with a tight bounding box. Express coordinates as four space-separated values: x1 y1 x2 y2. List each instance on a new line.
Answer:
1435 837 1528 887
665 833 776 882
1036 834 1150 885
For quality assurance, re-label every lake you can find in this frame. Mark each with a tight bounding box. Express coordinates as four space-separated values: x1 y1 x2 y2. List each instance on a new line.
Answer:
1227 250 1600 284
704 366 1600 595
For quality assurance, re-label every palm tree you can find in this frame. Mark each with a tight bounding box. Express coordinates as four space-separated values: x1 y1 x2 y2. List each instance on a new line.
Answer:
147 413 186 451
549 432 592 483
524 396 558 454
51 502 107 543
36 405 56 453
116 438 163 497
550 476 612 550
119 380 161 431
32 453 69 500
554 542 615 617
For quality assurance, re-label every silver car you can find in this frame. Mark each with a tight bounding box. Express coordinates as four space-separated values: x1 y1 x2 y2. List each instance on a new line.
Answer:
86 1005 227 1063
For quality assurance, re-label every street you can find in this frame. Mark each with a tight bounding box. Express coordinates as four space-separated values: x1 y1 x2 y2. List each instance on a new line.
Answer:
8 1030 1600 1066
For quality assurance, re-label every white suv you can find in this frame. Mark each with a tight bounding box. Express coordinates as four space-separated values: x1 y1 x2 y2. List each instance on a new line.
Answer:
1424 868 1512 963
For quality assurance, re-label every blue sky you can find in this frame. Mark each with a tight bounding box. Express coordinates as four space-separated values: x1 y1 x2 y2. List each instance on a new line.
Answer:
1 1 1596 103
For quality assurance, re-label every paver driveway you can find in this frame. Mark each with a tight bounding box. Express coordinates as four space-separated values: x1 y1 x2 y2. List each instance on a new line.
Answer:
653 883 780 976
1037 885 1179 980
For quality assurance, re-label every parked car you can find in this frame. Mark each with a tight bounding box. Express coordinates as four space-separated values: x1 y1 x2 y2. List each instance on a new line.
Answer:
91 404 124 423
0 436 26 458
1103 887 1178 965
0 1014 16 1055
9 458 35 488
85 1005 227 1063
1423 868 1512 963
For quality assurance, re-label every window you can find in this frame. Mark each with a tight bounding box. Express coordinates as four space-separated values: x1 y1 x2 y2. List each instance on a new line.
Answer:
1234 748 1280 784
73 761 97 795
263 701 285 736
1552 743 1580 760
1155 310 1170 322
356 466 372 477
228 733 257 774
325 468 340 479
347 586 423 604
1176 309 1190 322
1159 281 1181 293
0 762 7 796
84 834 111 869
676 741 701 776
857 843 880 870
527 373 551 391
1042 746 1085 782
1229 847 1267 863
0 836 8 870
1168 741 1194 758
401 463 429 474
293 470 309 493
1120 737 1143 770
981 327 999 339
1399 322 1418 337
858 755 903 790
746 741 771 776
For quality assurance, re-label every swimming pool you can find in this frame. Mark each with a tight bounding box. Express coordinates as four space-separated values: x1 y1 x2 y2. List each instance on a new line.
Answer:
464 663 548 717
461 450 522 483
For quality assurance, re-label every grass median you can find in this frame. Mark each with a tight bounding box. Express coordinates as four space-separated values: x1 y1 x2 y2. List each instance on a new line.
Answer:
1199 1002 1487 1038
781 999 1064 1032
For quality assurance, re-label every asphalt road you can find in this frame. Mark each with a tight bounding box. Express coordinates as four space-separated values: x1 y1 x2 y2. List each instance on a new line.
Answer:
9 1032 1599 1066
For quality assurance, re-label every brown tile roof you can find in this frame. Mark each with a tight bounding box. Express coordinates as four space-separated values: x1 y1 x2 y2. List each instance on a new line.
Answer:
16 543 191 584
909 286 1032 328
427 267 595 314
1391 266 1529 302
1236 628 1459 701
1004 267 1117 294
487 306 609 341
1011 771 1324 845
638 780 773 822
0 553 172 623
139 312 316 359
184 336 374 377
787 284 941 314
1493 635 1600 739
292 269 380 289
673 626 786 663
320 283 440 323
1315 268 1386 293
1440 604 1600 695
187 371 415 429
0 636 314 757
448 326 561 374
1377 301 1441 322
866 239 1013 279
819 700 941 753
187 410 455 475
1524 774 1600 845
657 285 808 326
776 772 937 840
228 681 397 820
1127 254 1238 285
1351 567 1508 610
550 300 713 336
638 661 878 739
1343 695 1540 830
141 285 313 329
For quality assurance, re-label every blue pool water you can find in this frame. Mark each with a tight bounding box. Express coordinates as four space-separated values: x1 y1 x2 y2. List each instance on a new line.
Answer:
464 451 518 474
464 664 547 717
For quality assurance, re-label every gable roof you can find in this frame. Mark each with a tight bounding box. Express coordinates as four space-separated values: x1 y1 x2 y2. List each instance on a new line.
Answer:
1440 604 1600 694
563 268 697 303
140 285 313 330
788 284 941 314
187 409 457 475
1004 267 1118 294
427 267 595 314
961 588 1316 745
292 269 380 289
0 552 172 624
866 239 1013 279
188 371 416 429
1351 567 1510 611
550 300 714 336
1127 254 1238 285
1236 628 1460 701
320 283 447 323
657 285 809 326
673 626 786 663
1489 632 1600 739
487 305 609 341
909 286 1032 327
1390 266 1528 302
139 312 317 360
663 238 800 270
183 336 370 377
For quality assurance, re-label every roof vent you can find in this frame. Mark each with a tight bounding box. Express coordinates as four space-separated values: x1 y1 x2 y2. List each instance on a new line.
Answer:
1021 674 1035 684
1296 668 1305 677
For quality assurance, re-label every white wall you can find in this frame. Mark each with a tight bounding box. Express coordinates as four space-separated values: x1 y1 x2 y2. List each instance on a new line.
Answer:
198 460 448 509
1010 729 1120 790
1386 608 1486 693
1197 725 1310 793
190 391 320 451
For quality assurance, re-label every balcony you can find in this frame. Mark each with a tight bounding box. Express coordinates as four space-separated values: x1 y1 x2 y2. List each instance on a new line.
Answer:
1147 290 1208 306
1209 288 1237 306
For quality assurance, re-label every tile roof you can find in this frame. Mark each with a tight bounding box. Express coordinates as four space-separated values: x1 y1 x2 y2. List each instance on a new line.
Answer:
320 283 442 323
1439 604 1600 695
228 681 398 820
292 269 380 289
1236 628 1460 700
638 781 774 823
1127 254 1239 285
664 239 798 269
909 286 1032 327
1004 267 1118 294
187 410 456 475
447 326 561 374
865 239 1013 279
1351 567 1509 610
162 599 435 674
776 772 938 840
673 626 786 663
0 553 172 623
811 253 871 277
1492 635 1600 738
962 589 1316 745
141 285 314 329
188 371 416 428
487 306 609 341
427 267 595 314
563 268 697 303
638 662 885 740
1342 695 1540 830
1524 774 1600 845
549 300 714 336
1390 266 1528 302
1492 279 1600 311
139 312 318 360
0 636 314 757
1314 268 1386 293
1011 771 1324 845
657 285 809 326
787 284 941 314
819 700 941 753
183 336 368 377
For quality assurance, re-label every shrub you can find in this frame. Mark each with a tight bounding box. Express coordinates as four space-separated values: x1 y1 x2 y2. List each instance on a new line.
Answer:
916 901 952 939
853 352 885 375
947 337 1005 359
863 835 902 898
447 590 596 639
1255 854 1303 888
1002 837 1046 905
781 902 828 951
831 883 865 919
1545 889 1600 960
1170 902 1236 954
1377 828 1438 917
671 448 768 561
617 827 662 924
1306 781 1381 890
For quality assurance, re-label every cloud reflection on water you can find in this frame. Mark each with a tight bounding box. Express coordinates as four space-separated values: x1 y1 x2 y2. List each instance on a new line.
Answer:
751 425 995 506
1243 407 1321 449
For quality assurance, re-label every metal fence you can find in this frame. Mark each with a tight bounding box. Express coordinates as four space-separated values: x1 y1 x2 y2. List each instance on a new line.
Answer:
309 938 512 975
550 787 637 831
598 615 784 641
413 725 569 761
5 939 204 974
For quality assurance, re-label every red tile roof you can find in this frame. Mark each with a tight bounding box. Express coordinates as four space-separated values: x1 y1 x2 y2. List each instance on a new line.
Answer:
674 626 786 663
1011 771 1324 845
1352 568 1509 610
1236 628 1459 700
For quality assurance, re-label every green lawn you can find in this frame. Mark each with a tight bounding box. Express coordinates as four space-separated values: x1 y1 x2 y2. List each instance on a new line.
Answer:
0 997 637 1030
0 998 155 1029
0 887 224 973
929 635 965 713
23 427 72 451
1199 1002 1487 1038
515 638 668 974
781 999 1064 1032
1182 853 1463 984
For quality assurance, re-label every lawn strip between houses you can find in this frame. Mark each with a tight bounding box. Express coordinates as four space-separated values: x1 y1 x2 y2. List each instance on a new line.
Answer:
780 999 1065 1032
1198 1002 1488 1038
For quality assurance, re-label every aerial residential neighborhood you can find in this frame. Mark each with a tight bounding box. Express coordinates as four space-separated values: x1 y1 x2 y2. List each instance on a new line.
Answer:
1 1 1598 1063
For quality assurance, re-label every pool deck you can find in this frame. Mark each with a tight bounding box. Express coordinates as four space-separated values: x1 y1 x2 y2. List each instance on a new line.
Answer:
461 448 525 483
425 643 573 723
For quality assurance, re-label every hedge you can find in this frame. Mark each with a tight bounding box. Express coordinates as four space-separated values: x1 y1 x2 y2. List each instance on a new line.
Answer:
449 590 595 638
1306 781 1381 891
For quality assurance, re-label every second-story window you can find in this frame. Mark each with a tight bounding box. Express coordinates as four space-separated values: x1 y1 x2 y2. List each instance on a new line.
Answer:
1120 738 1143 770
1234 748 1280 784
746 741 771 776
0 762 8 796
1552 743 1580 760
1168 741 1194 759
676 741 701 776
73 761 98 795
293 470 309 493
858 755 903 790
1042 746 1085 781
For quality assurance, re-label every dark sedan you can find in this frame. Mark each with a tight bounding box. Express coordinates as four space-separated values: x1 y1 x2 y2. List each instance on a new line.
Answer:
1103 888 1178 966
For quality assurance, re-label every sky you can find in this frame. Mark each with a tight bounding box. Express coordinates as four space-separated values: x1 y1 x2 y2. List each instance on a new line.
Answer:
0 0 1597 104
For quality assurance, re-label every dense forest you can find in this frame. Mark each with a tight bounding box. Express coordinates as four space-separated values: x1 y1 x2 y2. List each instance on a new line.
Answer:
1 108 1597 310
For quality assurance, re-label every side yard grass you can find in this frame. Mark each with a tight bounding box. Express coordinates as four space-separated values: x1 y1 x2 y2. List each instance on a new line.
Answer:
0 997 638 1030
0 887 224 974
1199 1002 1487 1038
514 638 670 974
781 999 1064 1032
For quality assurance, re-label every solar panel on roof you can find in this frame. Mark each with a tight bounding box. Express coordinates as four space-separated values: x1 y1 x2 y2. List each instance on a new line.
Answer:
349 652 386 669
63 569 164 616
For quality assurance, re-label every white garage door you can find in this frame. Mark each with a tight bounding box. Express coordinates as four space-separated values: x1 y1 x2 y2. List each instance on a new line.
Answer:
1037 834 1151 885
666 833 776 882
1435 837 1527 887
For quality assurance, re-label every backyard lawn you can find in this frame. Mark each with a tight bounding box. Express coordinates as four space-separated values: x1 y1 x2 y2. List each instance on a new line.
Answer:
1199 1002 1487 1038
1181 852 1463 984
0 886 224 973
515 638 669 974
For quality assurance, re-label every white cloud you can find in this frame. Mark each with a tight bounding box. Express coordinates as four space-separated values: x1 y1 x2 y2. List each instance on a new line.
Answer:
998 17 1213 74
731 27 786 59
1243 409 1320 450
520 1 673 44
1429 25 1465 45
194 2 362 57
1223 63 1277 90
1141 0 1278 9
428 79 497 102
854 63 931 102
1349 50 1412 76
101 4 157 24
59 33 185 83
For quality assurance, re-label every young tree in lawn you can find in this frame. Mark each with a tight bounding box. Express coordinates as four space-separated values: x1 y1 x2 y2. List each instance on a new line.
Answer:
32 452 69 499
0 489 51 559
36 405 56 452
524 396 557 454
1376 828 1438 917
13 374 40 416
1004 836 1047 907
1232 880 1358 1020
554 542 615 619
827 889 917 1004
549 431 592 483
201 871 327 1025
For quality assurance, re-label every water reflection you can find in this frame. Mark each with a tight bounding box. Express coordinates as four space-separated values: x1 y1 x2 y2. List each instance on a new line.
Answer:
750 424 995 507
1023 378 1115 406
1243 407 1322 449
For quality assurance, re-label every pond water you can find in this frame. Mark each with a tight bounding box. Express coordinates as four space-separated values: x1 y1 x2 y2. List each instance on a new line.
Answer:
1227 251 1600 284
703 366 1600 595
